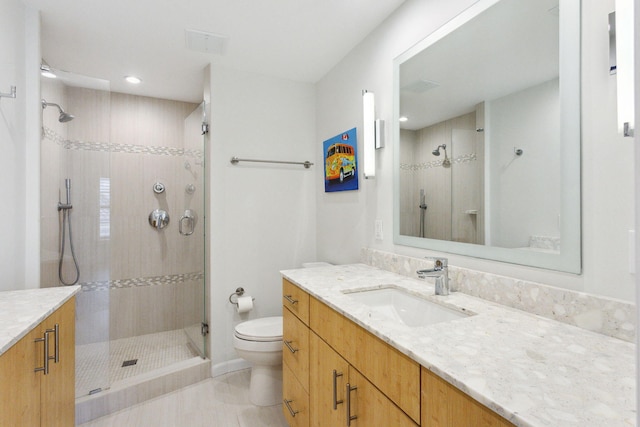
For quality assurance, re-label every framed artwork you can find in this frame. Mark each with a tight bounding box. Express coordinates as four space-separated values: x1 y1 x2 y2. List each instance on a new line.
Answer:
323 128 359 192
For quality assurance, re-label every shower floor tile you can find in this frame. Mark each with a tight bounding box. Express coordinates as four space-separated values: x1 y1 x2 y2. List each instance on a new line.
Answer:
76 329 197 397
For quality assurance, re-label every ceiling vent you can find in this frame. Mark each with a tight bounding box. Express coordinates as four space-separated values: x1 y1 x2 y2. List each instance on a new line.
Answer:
185 29 228 55
401 79 440 93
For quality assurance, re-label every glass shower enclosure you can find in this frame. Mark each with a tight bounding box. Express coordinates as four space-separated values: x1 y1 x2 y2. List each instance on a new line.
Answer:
40 71 206 398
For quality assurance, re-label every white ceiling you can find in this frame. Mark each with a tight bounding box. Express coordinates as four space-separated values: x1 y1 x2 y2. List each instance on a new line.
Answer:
26 0 406 103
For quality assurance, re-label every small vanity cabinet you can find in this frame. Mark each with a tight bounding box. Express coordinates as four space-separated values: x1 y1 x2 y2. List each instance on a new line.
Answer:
0 297 75 427
283 278 515 427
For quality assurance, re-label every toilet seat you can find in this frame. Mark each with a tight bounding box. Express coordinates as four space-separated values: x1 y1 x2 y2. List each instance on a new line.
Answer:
234 316 282 342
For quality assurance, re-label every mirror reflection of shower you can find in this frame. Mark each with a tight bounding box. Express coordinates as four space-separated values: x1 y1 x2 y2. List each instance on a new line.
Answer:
58 178 80 285
42 98 75 122
432 144 451 167
419 189 428 237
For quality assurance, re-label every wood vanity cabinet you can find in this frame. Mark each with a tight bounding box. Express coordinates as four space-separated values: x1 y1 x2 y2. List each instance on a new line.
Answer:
283 278 514 427
0 298 75 427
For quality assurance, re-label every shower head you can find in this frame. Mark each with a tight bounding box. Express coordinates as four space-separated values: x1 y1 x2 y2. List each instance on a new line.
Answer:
432 144 446 156
42 99 75 123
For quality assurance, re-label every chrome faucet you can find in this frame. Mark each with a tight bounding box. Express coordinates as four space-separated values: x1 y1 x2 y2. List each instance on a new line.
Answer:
417 257 449 296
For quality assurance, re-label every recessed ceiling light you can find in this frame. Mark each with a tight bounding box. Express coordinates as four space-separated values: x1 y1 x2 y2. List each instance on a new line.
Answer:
399 116 408 122
125 76 142 84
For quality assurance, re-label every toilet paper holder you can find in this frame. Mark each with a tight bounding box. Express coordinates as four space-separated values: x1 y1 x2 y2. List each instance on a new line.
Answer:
228 287 255 306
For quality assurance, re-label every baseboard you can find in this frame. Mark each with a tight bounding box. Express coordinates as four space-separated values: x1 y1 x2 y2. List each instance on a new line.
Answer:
212 358 251 378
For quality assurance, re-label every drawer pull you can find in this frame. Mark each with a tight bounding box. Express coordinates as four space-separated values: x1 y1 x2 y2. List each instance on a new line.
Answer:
34 332 50 375
283 294 298 305
284 340 299 354
283 398 299 417
47 324 60 364
346 383 358 426
332 370 344 409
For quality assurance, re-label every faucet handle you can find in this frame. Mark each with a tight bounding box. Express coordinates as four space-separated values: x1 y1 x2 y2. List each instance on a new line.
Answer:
424 256 447 270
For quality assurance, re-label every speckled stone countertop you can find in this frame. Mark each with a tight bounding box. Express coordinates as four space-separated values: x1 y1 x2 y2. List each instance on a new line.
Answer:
0 286 80 356
281 264 635 427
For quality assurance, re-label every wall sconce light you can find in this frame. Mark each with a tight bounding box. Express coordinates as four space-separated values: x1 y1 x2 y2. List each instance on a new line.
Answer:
611 0 635 137
363 90 376 178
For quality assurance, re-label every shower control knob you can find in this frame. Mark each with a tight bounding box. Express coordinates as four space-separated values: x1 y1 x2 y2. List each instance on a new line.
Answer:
153 182 166 194
149 209 170 230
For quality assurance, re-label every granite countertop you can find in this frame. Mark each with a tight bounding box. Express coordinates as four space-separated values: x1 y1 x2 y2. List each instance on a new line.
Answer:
0 286 80 356
281 264 635 427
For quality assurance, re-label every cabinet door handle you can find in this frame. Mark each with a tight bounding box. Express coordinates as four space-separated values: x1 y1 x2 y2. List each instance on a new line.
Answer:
283 340 299 354
346 383 358 426
34 332 50 375
283 399 299 417
332 370 344 409
283 295 298 305
46 324 60 364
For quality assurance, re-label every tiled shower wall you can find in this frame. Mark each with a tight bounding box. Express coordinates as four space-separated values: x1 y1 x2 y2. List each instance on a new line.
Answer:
41 81 204 344
399 110 484 244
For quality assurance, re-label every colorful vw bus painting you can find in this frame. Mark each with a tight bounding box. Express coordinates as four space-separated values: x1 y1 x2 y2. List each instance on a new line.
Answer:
324 128 359 192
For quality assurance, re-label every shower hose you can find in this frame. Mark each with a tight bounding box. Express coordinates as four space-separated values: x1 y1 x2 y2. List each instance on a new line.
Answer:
58 207 80 286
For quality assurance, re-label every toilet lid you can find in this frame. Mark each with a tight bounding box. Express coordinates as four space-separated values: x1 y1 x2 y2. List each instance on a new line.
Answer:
234 316 283 342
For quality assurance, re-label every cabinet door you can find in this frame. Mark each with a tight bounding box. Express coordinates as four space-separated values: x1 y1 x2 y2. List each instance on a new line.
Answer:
347 367 418 427
422 367 514 427
0 327 41 426
309 332 349 427
40 298 75 427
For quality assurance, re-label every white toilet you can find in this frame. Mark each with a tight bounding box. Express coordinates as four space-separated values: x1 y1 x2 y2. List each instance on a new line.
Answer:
233 316 283 406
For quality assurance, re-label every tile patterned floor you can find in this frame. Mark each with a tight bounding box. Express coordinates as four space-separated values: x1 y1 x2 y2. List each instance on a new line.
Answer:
76 329 196 397
78 369 288 427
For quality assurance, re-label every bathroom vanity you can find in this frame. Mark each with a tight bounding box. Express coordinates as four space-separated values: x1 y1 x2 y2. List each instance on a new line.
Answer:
0 286 79 426
281 265 634 426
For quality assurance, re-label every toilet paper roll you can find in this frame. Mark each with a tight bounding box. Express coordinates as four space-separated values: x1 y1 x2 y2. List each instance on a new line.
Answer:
236 295 253 313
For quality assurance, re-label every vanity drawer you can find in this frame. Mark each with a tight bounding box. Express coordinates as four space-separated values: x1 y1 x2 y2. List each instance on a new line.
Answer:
282 279 310 325
283 306 309 392
283 362 310 427
309 296 420 423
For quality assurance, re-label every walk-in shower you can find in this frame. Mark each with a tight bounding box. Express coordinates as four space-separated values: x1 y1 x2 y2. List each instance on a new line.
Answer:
40 71 208 421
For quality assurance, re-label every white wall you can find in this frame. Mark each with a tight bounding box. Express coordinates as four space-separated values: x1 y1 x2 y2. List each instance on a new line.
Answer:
316 0 635 302
0 0 40 291
488 79 561 248
208 65 316 368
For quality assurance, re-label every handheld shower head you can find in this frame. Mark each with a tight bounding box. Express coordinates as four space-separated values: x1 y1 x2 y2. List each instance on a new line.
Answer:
42 99 75 123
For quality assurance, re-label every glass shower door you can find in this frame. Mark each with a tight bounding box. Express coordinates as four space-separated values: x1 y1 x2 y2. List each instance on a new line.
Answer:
180 101 207 357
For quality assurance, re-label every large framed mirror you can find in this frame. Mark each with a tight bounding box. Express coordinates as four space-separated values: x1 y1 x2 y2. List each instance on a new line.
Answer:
393 0 581 273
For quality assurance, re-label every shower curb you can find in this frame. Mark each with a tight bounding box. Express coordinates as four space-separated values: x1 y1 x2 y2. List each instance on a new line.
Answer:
75 357 210 424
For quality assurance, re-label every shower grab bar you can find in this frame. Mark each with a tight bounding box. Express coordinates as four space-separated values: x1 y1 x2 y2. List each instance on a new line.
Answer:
230 156 313 169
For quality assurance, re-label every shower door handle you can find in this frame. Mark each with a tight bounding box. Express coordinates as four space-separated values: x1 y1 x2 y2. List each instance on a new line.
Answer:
179 209 196 236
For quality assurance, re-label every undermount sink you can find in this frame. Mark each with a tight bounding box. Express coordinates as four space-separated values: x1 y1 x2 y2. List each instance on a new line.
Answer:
343 287 469 327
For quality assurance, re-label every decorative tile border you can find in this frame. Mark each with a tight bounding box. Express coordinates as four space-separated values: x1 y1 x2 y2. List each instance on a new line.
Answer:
361 248 636 342
400 153 476 171
43 127 204 160
80 272 204 292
